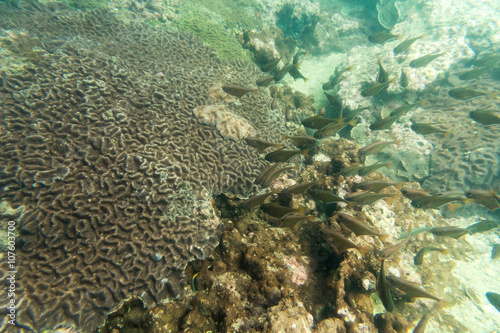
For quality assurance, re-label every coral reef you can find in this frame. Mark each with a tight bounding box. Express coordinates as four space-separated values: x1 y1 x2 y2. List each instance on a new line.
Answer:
411 72 500 192
0 1 290 331
240 27 295 66
275 2 320 52
172 2 254 60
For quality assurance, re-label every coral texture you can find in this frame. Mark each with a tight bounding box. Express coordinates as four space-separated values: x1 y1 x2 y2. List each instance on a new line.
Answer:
193 104 257 141
412 74 500 192
0 1 288 331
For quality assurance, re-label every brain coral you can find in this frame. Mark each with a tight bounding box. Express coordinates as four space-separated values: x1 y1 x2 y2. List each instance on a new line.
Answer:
410 73 500 193
0 1 288 331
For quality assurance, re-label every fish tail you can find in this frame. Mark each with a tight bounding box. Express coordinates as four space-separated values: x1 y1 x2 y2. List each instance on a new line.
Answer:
300 148 310 158
384 194 398 205
348 118 359 126
487 92 499 99
394 182 405 190
296 207 305 215
436 300 454 309
379 234 389 242
357 246 369 256
346 201 355 209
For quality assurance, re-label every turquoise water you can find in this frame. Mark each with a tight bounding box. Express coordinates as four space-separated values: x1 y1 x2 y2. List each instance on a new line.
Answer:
0 0 499 332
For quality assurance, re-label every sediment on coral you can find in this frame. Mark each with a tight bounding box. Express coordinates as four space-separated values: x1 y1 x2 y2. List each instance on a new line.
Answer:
0 1 291 331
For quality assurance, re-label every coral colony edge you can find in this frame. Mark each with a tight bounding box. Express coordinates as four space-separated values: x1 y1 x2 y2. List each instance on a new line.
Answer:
0 0 499 333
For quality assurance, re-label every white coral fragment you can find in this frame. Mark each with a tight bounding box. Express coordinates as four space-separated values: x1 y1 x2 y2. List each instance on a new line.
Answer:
193 104 256 141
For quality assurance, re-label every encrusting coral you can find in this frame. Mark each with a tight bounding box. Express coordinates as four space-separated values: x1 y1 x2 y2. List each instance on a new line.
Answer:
0 1 290 331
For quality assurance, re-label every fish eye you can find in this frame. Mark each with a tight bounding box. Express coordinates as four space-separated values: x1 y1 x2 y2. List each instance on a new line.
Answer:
401 190 408 195
465 192 472 198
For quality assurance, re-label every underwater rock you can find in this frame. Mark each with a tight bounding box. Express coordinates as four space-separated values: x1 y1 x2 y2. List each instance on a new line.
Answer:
241 28 294 66
266 299 314 333
276 3 320 52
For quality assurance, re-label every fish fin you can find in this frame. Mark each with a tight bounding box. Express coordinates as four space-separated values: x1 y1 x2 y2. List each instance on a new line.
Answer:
274 143 283 149
380 107 391 119
282 135 289 140
419 99 428 106
385 160 394 169
377 57 382 65
396 34 404 40
394 139 403 146
394 182 405 190
379 234 389 242
253 88 259 94
443 130 452 137
407 222 413 235
303 78 309 84
487 92 499 99
300 148 310 158
347 65 355 71
294 61 302 69
296 207 305 215
441 249 451 255
389 77 398 84
418 33 427 40
271 188 281 195
306 215 316 221
318 105 326 115
446 202 462 212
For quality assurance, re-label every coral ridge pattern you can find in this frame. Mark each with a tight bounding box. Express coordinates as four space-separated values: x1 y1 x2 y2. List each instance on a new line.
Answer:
0 1 288 331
